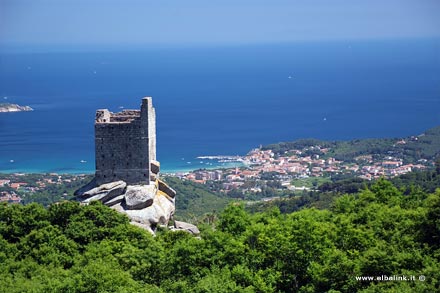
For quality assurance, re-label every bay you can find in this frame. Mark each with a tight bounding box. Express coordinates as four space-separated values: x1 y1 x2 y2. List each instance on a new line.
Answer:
0 39 439 173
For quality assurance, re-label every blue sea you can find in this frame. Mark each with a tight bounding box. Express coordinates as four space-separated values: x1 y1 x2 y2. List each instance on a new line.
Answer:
1 39 440 174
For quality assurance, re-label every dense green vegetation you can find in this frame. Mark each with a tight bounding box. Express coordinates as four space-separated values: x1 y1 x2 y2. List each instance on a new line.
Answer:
1 179 439 292
21 176 93 206
264 125 440 163
291 176 332 189
251 167 440 215
245 192 335 215
162 176 230 220
391 166 440 194
319 166 440 196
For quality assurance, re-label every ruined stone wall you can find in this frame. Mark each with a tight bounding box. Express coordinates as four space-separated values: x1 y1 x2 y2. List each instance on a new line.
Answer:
95 97 156 185
142 98 156 163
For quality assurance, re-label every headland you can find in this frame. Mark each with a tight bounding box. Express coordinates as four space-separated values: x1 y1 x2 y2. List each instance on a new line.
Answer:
0 103 33 112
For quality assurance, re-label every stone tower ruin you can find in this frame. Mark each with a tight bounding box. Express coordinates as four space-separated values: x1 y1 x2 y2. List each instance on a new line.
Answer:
75 96 199 235
94 97 158 185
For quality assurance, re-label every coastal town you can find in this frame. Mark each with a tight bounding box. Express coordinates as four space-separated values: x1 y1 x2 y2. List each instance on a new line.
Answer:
0 173 91 204
176 142 430 194
0 137 436 204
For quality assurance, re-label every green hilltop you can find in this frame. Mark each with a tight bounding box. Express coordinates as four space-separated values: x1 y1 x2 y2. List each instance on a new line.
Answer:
263 125 440 163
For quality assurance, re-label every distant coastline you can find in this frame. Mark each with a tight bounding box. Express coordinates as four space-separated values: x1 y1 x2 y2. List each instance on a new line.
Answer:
0 158 244 175
0 103 33 113
162 161 245 175
0 41 439 175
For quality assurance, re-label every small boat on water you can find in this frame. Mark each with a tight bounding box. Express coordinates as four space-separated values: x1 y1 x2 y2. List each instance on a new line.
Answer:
80 160 87 163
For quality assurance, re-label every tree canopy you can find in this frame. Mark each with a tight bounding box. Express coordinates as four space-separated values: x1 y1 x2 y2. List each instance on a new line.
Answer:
0 179 439 292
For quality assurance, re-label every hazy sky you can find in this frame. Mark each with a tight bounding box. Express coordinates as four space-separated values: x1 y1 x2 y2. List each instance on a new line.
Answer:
1 0 440 48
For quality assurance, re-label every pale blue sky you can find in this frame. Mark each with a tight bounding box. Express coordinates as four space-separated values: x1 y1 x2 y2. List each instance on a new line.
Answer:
1 0 440 49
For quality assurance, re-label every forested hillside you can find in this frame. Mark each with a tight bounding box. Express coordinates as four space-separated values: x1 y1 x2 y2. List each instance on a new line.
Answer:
1 179 439 292
162 176 230 220
263 125 440 163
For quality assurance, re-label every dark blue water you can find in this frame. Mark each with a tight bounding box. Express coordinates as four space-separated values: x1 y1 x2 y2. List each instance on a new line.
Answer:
1 39 440 173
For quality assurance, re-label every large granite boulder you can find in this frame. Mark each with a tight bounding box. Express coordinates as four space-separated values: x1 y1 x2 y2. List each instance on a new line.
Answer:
75 180 127 204
113 191 175 234
158 179 176 198
74 178 97 196
123 185 156 210
172 220 200 235
104 194 125 207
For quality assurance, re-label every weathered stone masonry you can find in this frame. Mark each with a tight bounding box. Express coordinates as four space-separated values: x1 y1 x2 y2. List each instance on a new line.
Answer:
75 96 198 235
95 97 157 185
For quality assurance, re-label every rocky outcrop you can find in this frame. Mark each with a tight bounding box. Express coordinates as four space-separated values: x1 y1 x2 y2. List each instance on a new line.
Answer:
75 180 127 204
113 191 175 234
158 179 176 198
123 185 156 210
75 179 176 235
171 220 200 235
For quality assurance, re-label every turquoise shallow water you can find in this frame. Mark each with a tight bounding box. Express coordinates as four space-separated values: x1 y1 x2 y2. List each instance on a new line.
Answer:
1 39 439 173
